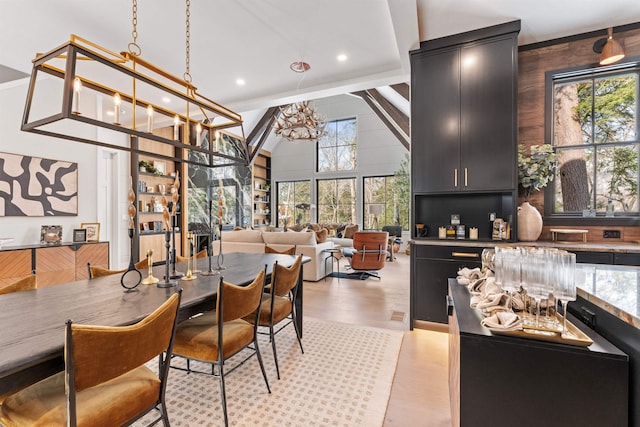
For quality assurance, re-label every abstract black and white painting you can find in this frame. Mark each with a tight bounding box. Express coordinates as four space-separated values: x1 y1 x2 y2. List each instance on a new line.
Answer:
0 152 78 216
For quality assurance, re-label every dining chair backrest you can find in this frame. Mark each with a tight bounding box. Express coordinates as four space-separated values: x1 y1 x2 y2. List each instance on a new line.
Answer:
218 268 266 323
272 256 302 297
67 291 181 392
0 275 36 295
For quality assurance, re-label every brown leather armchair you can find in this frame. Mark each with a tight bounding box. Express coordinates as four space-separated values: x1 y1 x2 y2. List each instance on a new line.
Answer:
342 231 389 279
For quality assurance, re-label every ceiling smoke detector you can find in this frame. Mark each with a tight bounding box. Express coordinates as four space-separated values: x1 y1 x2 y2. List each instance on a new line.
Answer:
290 61 311 73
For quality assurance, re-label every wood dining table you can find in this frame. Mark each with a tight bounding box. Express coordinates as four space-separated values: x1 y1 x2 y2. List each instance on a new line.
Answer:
0 252 307 396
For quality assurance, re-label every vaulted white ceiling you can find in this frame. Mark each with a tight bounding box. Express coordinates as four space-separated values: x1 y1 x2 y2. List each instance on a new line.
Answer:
2 0 639 115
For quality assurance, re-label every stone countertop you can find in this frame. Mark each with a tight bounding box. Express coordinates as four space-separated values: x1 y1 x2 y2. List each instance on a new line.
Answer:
577 263 640 330
410 238 640 253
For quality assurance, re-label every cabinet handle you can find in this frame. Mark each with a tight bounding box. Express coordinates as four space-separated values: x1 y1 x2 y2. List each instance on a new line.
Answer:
454 169 458 187
464 168 468 186
451 251 479 258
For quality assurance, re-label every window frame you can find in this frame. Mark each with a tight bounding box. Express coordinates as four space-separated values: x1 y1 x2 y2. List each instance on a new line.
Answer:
543 57 640 226
316 177 357 225
275 180 311 228
362 175 410 231
316 117 358 173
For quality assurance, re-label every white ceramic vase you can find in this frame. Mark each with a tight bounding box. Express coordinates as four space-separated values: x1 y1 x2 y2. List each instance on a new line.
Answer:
517 201 543 241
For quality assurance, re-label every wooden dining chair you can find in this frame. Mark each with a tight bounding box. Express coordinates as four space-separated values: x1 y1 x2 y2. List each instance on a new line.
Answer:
175 248 207 262
0 274 36 295
170 269 270 427
245 256 304 379
87 258 149 279
0 291 182 426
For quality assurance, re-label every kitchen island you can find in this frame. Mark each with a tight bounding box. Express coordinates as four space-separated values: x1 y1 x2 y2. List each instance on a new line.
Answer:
448 277 629 427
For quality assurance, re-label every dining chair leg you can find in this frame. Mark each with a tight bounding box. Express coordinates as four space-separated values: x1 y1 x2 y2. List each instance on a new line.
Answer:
218 363 229 427
254 338 272 393
160 401 170 426
291 311 304 354
269 324 280 380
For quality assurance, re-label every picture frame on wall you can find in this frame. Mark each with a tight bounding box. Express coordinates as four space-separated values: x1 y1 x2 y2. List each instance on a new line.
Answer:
80 222 100 242
73 228 87 242
153 160 166 175
40 225 62 245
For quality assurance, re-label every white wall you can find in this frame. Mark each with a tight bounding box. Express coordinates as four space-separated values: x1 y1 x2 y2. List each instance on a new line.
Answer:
271 94 408 226
0 79 130 267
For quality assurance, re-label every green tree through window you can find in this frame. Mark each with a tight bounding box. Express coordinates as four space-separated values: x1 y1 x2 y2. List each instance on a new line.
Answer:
317 118 357 172
551 68 638 215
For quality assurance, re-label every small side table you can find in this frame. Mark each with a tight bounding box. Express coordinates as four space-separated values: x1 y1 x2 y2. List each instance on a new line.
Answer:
323 247 343 282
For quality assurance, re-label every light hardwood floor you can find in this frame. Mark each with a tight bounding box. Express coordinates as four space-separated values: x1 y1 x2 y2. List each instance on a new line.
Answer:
303 251 452 426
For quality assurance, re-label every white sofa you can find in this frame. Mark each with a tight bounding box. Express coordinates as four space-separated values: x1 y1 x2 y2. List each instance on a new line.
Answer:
212 229 334 282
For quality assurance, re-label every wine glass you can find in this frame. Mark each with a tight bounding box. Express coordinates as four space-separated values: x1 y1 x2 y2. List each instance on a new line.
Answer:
500 247 521 311
555 251 576 336
521 247 550 327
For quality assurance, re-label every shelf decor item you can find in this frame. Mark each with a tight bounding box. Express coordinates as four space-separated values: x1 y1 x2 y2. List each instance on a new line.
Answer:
169 172 183 279
158 195 177 288
517 144 557 241
141 249 159 285
80 222 100 242
121 181 142 291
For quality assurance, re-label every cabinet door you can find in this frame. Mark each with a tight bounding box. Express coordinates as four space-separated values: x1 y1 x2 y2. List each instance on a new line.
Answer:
411 48 461 193
460 35 516 191
413 258 457 323
36 246 75 287
75 242 109 280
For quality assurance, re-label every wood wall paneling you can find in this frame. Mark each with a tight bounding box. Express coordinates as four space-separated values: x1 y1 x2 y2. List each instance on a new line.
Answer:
518 28 640 243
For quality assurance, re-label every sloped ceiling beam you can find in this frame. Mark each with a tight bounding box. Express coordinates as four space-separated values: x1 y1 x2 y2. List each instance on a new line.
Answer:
391 83 409 101
352 89 410 151
246 106 280 164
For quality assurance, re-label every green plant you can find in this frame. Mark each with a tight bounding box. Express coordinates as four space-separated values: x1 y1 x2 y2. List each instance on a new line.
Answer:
138 160 162 175
518 144 557 201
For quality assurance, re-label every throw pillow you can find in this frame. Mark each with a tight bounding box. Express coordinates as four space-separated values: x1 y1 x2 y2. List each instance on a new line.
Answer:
315 228 328 243
344 224 359 239
265 245 296 255
309 223 321 232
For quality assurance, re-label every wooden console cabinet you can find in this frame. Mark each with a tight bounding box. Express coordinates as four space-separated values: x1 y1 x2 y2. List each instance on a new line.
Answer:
0 242 109 288
448 280 628 427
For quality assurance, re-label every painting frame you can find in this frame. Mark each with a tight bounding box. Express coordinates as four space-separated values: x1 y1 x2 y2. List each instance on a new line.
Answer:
0 152 78 217
73 228 87 243
40 225 62 245
153 160 166 175
80 222 100 242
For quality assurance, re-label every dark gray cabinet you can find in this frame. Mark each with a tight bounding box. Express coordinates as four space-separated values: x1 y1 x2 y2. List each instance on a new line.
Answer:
411 47 460 193
410 22 519 194
411 244 485 324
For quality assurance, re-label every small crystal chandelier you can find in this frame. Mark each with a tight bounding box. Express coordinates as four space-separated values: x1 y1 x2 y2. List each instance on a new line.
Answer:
273 100 326 142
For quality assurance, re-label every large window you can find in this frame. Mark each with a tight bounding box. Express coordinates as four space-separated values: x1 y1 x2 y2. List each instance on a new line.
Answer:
550 65 639 217
363 175 409 230
317 178 356 224
276 181 311 227
317 118 357 172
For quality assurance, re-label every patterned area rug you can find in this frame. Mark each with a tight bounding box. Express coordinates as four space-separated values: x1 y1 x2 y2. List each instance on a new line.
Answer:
134 317 403 426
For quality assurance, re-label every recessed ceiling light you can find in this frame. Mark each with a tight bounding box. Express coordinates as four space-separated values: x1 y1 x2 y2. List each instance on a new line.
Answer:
162 96 171 104
106 111 114 116
236 78 246 86
337 54 348 62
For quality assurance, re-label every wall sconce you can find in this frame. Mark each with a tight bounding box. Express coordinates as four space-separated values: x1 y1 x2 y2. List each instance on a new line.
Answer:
21 35 249 169
593 28 625 66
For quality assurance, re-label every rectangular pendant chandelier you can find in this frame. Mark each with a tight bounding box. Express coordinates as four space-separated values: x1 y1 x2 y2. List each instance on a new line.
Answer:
21 35 249 168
